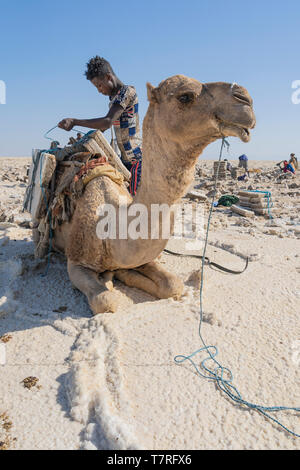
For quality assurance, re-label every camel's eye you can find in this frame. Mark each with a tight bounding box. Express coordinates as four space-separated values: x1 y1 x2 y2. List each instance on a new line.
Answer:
178 93 194 104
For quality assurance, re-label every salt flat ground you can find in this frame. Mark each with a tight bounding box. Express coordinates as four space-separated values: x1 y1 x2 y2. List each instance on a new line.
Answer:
0 157 299 450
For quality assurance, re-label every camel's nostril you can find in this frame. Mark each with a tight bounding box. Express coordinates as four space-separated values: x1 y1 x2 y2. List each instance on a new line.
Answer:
232 91 252 106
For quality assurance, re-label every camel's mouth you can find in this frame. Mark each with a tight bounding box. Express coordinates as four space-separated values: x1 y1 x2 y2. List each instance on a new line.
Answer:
215 116 252 143
236 126 251 143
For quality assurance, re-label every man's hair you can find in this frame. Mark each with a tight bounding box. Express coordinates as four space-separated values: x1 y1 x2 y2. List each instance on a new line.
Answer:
85 56 115 80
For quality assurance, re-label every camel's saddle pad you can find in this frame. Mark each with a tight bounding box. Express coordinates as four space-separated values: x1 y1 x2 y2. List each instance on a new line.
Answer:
24 130 131 221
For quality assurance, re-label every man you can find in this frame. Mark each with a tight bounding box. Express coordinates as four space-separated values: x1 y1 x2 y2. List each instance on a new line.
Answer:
224 158 232 172
289 153 298 171
238 154 249 175
283 160 295 175
58 56 142 195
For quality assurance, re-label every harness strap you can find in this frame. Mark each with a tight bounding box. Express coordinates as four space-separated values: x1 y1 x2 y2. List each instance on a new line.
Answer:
163 249 248 275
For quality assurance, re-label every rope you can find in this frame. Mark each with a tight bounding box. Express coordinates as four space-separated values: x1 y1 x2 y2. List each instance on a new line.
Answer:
246 189 273 219
44 125 87 142
174 138 300 439
163 249 249 275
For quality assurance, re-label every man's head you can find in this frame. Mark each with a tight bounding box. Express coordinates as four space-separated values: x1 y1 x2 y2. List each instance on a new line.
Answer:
291 153 295 157
85 56 116 96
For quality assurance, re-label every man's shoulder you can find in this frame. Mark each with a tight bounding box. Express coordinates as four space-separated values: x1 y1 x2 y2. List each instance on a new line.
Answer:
118 84 137 95
123 85 137 98
110 85 138 104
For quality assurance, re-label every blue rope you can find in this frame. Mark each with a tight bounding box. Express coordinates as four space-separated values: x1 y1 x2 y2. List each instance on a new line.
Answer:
245 190 273 219
44 125 87 142
174 138 300 439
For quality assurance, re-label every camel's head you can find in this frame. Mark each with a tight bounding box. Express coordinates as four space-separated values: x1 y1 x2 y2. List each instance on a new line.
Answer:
146 75 256 147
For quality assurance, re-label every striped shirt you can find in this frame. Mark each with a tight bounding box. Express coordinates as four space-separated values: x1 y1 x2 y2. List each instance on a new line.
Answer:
109 85 142 164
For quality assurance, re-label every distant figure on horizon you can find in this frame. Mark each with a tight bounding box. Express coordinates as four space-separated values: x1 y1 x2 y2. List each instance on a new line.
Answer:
283 160 295 174
224 158 232 171
289 153 298 171
238 154 249 175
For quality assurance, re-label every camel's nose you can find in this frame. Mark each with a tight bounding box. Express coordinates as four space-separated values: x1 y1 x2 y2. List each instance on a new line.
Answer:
231 84 253 107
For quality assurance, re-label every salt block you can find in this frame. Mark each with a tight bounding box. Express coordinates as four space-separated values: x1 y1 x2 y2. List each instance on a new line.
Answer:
23 150 56 221
254 208 269 215
231 204 255 218
185 190 207 201
250 202 269 210
238 196 252 205
238 190 266 199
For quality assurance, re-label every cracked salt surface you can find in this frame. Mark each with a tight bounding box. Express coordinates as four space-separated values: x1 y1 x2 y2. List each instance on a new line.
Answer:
0 158 299 449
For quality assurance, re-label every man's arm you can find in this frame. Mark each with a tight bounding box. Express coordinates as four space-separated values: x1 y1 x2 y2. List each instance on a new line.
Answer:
58 103 124 132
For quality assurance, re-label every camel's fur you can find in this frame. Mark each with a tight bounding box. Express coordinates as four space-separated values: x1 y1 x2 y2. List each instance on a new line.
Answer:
49 75 255 314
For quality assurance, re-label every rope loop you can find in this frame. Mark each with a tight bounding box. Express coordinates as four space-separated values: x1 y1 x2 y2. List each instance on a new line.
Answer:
174 137 300 438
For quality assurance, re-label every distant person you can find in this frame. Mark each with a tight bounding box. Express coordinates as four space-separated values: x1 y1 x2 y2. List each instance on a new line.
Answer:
238 154 249 175
283 160 295 174
224 158 232 171
76 132 83 141
289 153 298 171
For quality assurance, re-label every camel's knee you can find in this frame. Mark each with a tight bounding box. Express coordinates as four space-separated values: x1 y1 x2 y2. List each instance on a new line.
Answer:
157 275 184 300
136 262 184 300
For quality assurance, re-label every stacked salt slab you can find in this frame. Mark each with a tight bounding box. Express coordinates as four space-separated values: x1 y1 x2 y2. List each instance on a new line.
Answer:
23 150 56 221
231 167 245 179
231 190 271 217
213 161 227 180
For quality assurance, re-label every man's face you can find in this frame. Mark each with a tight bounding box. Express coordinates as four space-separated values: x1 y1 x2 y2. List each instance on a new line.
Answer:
91 74 114 96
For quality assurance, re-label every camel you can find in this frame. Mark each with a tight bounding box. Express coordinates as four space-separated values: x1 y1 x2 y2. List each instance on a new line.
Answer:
50 75 256 314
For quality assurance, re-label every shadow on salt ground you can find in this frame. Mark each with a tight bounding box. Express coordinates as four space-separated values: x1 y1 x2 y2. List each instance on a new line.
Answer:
0 237 90 337
56 372 73 417
0 235 157 338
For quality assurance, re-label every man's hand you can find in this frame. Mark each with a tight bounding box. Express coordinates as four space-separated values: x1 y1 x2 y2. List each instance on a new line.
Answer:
58 118 76 131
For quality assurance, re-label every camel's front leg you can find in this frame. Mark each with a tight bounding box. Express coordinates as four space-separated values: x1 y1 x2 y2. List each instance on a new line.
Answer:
67 260 120 314
115 260 184 300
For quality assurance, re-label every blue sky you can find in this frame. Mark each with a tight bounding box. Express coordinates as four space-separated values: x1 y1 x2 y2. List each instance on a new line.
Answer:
0 0 299 160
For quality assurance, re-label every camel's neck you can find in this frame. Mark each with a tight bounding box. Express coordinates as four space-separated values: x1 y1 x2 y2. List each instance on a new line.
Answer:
134 108 212 207
107 107 217 269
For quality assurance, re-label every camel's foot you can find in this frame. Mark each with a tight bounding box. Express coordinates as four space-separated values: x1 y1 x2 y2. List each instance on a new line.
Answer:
88 289 121 315
115 261 184 300
67 260 120 315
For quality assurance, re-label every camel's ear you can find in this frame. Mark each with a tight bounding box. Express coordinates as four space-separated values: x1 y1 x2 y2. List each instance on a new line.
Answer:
146 82 159 103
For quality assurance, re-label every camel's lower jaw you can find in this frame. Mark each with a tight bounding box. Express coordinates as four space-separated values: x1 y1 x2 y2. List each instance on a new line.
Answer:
239 127 251 143
220 123 251 143
215 117 252 143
